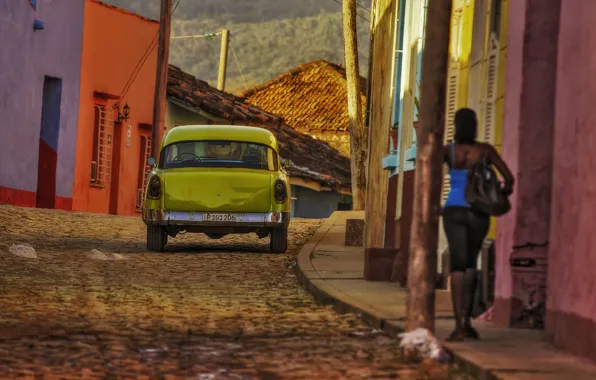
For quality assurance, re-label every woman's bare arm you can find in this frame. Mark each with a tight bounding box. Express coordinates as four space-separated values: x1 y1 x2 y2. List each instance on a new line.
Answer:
486 144 515 193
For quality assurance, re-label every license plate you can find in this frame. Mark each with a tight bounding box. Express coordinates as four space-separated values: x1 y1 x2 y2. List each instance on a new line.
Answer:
204 213 241 222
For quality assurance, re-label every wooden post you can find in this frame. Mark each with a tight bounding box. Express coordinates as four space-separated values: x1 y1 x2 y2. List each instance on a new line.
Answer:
217 29 230 91
364 0 394 249
406 0 452 332
341 0 367 210
151 0 172 160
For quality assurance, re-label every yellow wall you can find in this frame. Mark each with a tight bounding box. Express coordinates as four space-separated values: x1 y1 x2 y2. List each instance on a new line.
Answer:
487 0 508 240
457 1 475 108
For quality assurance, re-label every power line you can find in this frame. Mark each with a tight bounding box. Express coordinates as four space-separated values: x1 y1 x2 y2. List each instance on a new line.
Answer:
230 42 249 92
330 0 370 22
117 0 181 105
355 1 371 12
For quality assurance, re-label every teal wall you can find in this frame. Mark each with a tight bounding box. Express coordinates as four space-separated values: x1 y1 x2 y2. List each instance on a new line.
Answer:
166 100 210 130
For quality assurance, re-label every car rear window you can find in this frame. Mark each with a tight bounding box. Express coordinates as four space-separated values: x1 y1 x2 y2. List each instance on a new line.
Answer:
160 140 279 171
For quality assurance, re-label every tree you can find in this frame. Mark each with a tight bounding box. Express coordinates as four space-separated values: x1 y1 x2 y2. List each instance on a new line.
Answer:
341 0 367 210
406 0 452 332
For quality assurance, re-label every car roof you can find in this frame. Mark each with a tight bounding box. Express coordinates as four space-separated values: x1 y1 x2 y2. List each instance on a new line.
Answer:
161 125 279 151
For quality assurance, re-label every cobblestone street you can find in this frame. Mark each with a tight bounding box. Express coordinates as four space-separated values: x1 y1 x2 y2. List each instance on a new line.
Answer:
0 205 424 379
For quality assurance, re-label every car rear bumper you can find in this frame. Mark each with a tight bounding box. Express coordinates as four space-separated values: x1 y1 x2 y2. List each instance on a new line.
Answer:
142 209 289 227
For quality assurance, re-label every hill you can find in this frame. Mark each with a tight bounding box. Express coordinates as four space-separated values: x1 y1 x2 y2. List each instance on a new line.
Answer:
103 0 371 94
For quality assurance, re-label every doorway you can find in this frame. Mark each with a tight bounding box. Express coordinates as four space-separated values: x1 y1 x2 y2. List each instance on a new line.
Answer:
36 76 62 209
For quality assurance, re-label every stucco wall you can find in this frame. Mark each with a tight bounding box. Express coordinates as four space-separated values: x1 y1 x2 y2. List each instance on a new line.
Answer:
547 0 596 361
292 185 346 219
0 0 84 204
72 0 158 215
495 0 559 329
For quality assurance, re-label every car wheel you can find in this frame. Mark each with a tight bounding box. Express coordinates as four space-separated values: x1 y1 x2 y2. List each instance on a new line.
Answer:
270 226 288 254
147 225 167 252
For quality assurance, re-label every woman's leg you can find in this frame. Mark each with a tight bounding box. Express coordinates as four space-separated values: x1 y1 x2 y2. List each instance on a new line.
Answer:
462 211 490 338
442 208 468 341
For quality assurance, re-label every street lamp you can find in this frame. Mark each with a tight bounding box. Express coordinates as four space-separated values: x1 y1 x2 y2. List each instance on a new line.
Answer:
118 103 131 122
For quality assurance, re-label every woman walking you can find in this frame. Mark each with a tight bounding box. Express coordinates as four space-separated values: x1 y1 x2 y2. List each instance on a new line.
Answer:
443 108 514 341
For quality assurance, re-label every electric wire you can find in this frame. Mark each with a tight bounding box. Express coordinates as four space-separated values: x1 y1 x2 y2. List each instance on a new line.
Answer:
230 42 249 92
117 0 181 105
331 0 371 22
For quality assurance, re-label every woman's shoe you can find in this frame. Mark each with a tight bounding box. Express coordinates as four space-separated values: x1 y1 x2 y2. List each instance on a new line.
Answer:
464 326 480 339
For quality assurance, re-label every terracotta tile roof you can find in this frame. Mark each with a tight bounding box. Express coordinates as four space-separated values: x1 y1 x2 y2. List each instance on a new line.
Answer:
90 0 158 24
240 59 367 133
167 65 352 191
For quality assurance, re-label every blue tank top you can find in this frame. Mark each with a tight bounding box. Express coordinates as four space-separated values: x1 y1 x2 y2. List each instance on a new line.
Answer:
444 142 471 208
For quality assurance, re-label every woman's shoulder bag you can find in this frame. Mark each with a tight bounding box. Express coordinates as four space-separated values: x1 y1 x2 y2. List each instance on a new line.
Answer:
465 152 511 216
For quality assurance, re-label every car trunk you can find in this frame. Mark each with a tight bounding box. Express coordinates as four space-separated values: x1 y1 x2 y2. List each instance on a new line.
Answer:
163 168 272 213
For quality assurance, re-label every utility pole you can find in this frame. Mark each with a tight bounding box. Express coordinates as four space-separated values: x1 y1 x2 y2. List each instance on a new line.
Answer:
406 0 452 333
151 0 172 160
217 29 230 91
341 0 367 210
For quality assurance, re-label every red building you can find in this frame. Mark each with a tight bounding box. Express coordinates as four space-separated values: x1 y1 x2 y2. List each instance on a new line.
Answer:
72 0 158 215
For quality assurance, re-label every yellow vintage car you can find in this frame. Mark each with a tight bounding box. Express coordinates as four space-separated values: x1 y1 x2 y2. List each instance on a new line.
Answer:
142 125 291 253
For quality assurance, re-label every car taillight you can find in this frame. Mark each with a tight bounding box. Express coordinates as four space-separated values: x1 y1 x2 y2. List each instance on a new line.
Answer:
147 175 161 200
274 179 287 203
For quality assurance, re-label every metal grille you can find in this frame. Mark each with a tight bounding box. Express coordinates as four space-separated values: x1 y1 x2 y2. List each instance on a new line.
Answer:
137 136 152 210
93 105 114 186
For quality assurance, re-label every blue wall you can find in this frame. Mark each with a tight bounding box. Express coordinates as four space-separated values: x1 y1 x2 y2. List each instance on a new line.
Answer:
291 185 350 219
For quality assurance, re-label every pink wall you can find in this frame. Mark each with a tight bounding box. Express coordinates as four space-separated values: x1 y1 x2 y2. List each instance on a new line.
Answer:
547 0 596 361
495 0 560 328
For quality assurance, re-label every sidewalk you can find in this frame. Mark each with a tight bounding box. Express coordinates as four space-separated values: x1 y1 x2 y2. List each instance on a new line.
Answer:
296 211 596 380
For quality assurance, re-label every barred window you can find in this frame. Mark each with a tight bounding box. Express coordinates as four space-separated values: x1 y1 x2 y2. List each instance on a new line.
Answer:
136 135 152 210
90 105 114 186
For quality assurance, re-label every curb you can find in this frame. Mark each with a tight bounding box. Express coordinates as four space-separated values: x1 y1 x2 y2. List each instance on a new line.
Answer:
294 211 405 336
294 211 501 380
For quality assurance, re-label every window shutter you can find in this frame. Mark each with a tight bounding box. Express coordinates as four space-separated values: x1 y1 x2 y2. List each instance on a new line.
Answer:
441 11 463 203
483 33 499 144
441 64 460 203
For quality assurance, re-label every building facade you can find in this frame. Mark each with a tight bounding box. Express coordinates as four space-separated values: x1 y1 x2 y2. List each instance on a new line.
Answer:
72 0 158 216
0 0 85 210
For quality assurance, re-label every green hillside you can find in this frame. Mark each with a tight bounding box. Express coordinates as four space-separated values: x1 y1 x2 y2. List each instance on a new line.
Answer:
104 0 371 94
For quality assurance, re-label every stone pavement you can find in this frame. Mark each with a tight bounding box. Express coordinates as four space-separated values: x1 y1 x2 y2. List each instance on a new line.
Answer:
296 211 596 380
0 204 428 379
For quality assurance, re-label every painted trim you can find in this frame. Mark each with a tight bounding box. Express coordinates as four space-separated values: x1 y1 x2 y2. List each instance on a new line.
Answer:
0 185 72 210
93 91 120 100
33 19 44 31
0 186 36 207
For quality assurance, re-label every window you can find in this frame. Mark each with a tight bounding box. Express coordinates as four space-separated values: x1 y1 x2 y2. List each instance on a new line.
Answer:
160 141 278 171
90 105 114 186
136 135 152 210
490 0 502 38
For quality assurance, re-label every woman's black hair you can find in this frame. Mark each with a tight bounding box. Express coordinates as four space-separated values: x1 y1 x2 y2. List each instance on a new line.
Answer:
453 107 477 144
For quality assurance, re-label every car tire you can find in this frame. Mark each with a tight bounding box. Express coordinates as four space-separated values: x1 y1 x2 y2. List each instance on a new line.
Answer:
270 226 288 254
147 225 167 252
